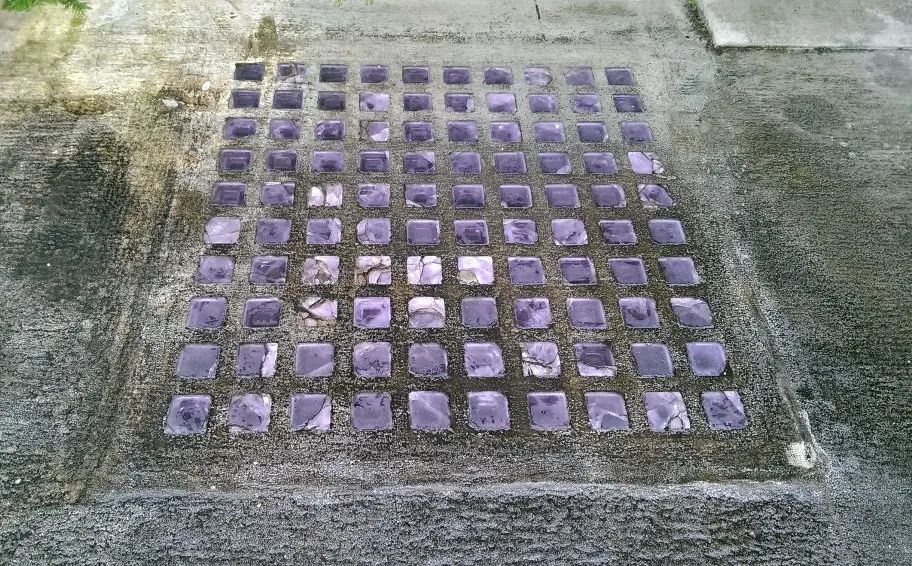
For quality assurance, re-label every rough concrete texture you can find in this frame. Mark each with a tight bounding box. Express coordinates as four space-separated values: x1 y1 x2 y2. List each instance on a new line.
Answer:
0 0 910 563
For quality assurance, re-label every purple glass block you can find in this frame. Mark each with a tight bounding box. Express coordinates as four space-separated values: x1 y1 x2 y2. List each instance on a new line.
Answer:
219 149 252 171
352 392 393 431
361 64 388 83
559 257 596 285
671 298 713 328
234 62 264 81
577 121 609 143
295 342 335 377
486 92 516 113
619 297 660 329
592 184 627 207
524 66 552 86
534 122 565 143
499 184 532 208
359 150 390 173
314 120 345 141
528 392 570 430
197 256 234 284
242 297 281 328
539 152 572 174
687 342 728 376
444 93 474 112
567 297 607 329
299 296 338 327
621 121 654 143
317 91 346 110
403 151 436 174
632 343 674 376
508 256 545 285
490 121 521 142
360 120 390 142
261 182 295 206
354 256 391 286
409 391 450 431
494 152 527 174
454 219 489 245
236 343 278 378
230 89 260 108
461 297 498 327
544 184 579 208
409 297 445 328
522 342 561 377
609 257 648 285
358 183 391 208
408 343 448 378
407 256 442 285
571 95 601 113
404 121 434 142
468 391 509 431
403 93 432 111
513 298 552 329
266 150 297 172
402 66 429 83
606 67 635 85
353 342 392 378
649 219 686 245
269 118 300 140
639 184 674 208
306 218 342 244
600 220 637 245
613 94 644 113
307 183 343 208
483 67 513 85
353 297 392 329
565 66 595 86
255 218 291 244
443 66 471 84
301 256 340 285
551 219 588 246
186 297 227 329
629 152 664 175
583 152 617 174
356 218 391 245
702 391 748 430
451 152 481 174
228 394 271 434
659 256 700 285
404 184 438 207
529 94 558 113
273 89 303 109
289 393 332 431
223 117 256 139
277 62 306 82
465 343 505 377
360 92 390 111
503 219 539 245
164 395 211 436
203 217 241 245
586 392 629 431
458 256 494 285
407 219 441 245
212 182 246 206
575 343 616 377
176 343 219 379
448 121 478 142
644 392 691 432
319 64 347 82
453 184 485 208
312 151 345 173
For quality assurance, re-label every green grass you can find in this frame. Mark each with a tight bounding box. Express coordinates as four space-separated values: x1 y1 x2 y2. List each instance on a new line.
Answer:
2 0 88 12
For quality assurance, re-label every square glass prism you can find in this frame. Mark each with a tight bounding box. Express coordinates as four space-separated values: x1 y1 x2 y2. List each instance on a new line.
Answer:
408 343 448 378
236 343 278 378
448 121 478 142
585 392 629 431
577 121 609 142
670 297 713 328
499 184 532 208
566 297 607 329
408 297 445 328
619 296 660 328
451 152 482 174
255 218 291 244
599 219 637 245
176 343 219 379
608 257 648 285
565 66 595 85
644 392 690 432
522 342 561 377
294 342 335 377
513 298 552 329
503 219 539 245
212 182 246 206
358 183 391 208
409 391 451 431
269 118 300 140
592 184 627 207
467 391 509 431
305 218 342 244
317 91 346 110
404 184 438 207
203 217 241 245
314 120 345 141
319 64 348 82
686 342 728 376
403 151 436 173
261 181 295 206
528 391 570 430
494 152 527 174
223 117 256 139
508 256 545 285
196 255 233 284
575 343 616 377
407 219 441 245
464 343 505 378
461 297 498 327
533 121 565 143
583 152 617 174
242 297 282 328
312 151 345 172
486 92 516 113
362 121 390 142
483 67 513 85
353 297 392 328
613 94 644 113
266 150 298 172
453 184 485 208
620 121 654 143
360 92 390 111
402 66 430 83
457 256 494 284
605 67 635 85
404 121 434 142
230 89 260 108
454 219 489 245
444 93 474 112
361 64 388 83
443 66 471 84
559 257 596 284
539 152 572 174
403 93 432 111
359 150 390 173
249 255 288 285
529 94 557 113
301 255 340 285
639 184 674 208
649 219 686 244
352 392 393 431
629 152 664 174
659 256 701 285
234 62 264 81
631 343 674 376
490 121 521 142
551 219 588 245
228 394 271 434
545 184 579 208
219 149 252 171
273 89 303 109
701 391 748 430
353 342 392 378
356 218 392 245
524 66 552 86
289 393 332 431
164 395 211 435
571 95 601 113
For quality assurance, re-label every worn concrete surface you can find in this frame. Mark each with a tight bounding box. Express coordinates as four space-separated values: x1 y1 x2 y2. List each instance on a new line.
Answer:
0 0 910 563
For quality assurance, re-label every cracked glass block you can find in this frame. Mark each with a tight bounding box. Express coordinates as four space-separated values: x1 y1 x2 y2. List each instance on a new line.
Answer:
649 219 686 245
212 182 245 206
583 152 617 174
403 93 432 111
290 393 332 431
443 66 471 84
551 219 588 245
621 121 654 143
522 342 561 377
499 184 532 208
404 184 438 208
305 218 342 244
528 392 570 430
468 391 510 431
577 121 608 143
359 150 390 173
353 342 392 378
483 67 513 85
491 121 521 142
453 184 485 208
524 66 552 85
575 343 616 377
513 298 552 329
534 122 565 143
269 118 300 140
644 392 690 432
409 391 450 431
503 219 539 245
250 255 288 285
619 297 660 328
277 62 306 82
402 66 430 83
659 256 700 285
571 95 601 113
600 220 637 245
354 255 392 285
317 91 346 111
592 184 627 208
454 220 489 245
448 120 478 142
407 219 441 245
261 182 295 206
197 255 233 284
358 183 390 208
444 93 474 112
353 297 392 328
203 217 241 245
608 257 648 285
301 255 340 285
452 152 482 174
294 342 335 377
361 64 388 83
545 184 579 208
464 343 505 377
605 67 635 85
308 183 343 207
362 120 390 142
631 343 674 376
457 256 494 284
639 184 674 208
539 152 572 174
565 66 595 86
230 89 259 108
409 343 448 378
409 297 445 328
356 218 392 245
228 394 271 434
567 297 607 329
629 152 664 175
702 391 748 430
585 392 629 431
403 151 436 173
234 62 264 81
687 342 728 376
613 94 644 113
186 296 227 330
243 297 282 328
255 218 291 244
671 297 713 328
223 117 256 139
559 257 596 285
314 120 345 141
266 150 298 172
360 92 390 111
164 395 211 436
461 297 498 327
494 152 527 174
404 121 434 142
319 64 348 82
508 256 545 285
176 344 219 379
352 392 393 431
236 343 278 378
273 89 303 109
219 149 252 171
529 94 558 113
486 92 516 113
312 151 345 172
407 256 443 285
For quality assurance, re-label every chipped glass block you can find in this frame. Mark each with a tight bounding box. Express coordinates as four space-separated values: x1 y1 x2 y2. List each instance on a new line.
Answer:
305 218 342 244
583 152 618 174
448 120 478 142
451 152 482 174
409 297 445 328
620 121 654 143
453 184 485 208
212 182 246 206
464 343 505 377
659 256 700 285
613 94 644 113
314 120 345 141
524 66 552 85
565 66 595 86
490 121 521 143
444 93 474 112
404 93 432 111
461 297 498 327
234 62 264 81
592 184 627 207
619 297 660 328
250 255 288 285
223 117 256 139
353 342 392 378
508 256 545 285
356 218 392 245
559 256 596 285
269 118 300 140
405 184 438 207
443 66 471 84
457 256 494 284
529 94 558 113
358 183 390 208
402 66 430 83
319 64 348 82
277 62 306 82
513 298 552 329
631 343 674 376
544 184 579 208
629 152 664 175
230 89 260 108
585 392 629 431
273 89 303 109
228 394 271 435
236 343 278 378
352 392 393 431
605 67 635 85
483 67 513 85
539 152 572 174
598 219 639 247
353 255 392 285
312 151 345 172
575 343 616 377
290 393 332 431
454 219 490 245
407 256 443 285
407 219 441 245
468 391 510 431
301 255 340 285
528 392 570 430
687 342 728 376
403 151 436 173
360 92 390 111
644 392 690 432
522 342 561 377
203 217 241 245
164 395 211 436
361 64 388 83
294 342 335 377
362 120 390 142
701 391 748 430
486 92 516 113
408 343 448 378
533 122 565 143
639 184 674 208
353 297 392 328
176 343 219 379
671 297 713 328
317 91 346 111
649 218 686 245
503 219 538 245
261 181 295 206
359 150 390 173
571 94 601 113
577 121 609 143
566 297 607 329
219 149 252 171
266 149 298 172
409 391 451 431
499 184 532 208
242 297 282 328
196 255 234 284
308 183 343 207
608 257 648 285
255 218 291 244
551 219 588 245
404 121 434 142
494 152 527 174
